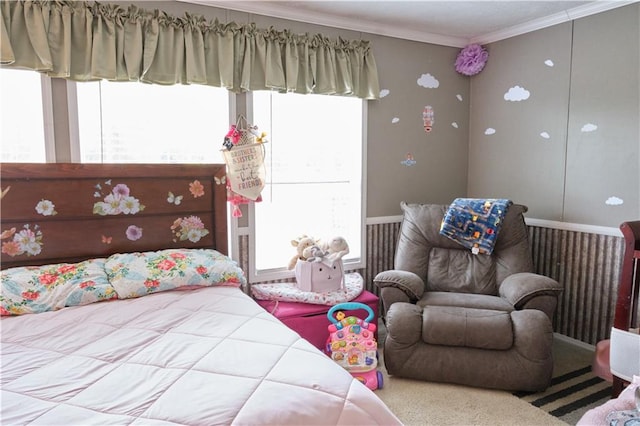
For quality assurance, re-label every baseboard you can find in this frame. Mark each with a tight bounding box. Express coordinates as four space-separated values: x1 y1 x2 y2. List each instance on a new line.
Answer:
554 332 596 352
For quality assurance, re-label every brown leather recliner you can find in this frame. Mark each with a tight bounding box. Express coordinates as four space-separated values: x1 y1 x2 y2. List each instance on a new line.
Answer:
374 202 564 392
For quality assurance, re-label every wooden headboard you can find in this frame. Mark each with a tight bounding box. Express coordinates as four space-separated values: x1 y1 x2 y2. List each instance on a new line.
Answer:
1 163 228 270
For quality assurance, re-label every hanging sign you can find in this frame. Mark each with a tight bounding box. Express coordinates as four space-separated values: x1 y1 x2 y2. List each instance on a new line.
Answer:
222 142 265 201
220 115 268 217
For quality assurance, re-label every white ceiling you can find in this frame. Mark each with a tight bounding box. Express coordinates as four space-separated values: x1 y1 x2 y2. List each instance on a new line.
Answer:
183 0 636 47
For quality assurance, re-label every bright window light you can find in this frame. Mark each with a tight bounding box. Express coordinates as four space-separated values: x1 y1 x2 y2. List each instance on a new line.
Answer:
75 81 230 164
0 69 48 162
251 91 364 278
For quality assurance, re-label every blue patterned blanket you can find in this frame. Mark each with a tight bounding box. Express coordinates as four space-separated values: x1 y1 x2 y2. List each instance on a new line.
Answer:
439 198 512 255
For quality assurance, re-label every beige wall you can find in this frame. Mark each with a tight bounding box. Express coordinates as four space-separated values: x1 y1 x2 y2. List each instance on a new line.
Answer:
468 4 639 227
366 35 469 217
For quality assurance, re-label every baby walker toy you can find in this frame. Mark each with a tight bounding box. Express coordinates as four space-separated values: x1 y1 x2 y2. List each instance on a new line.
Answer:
326 302 383 390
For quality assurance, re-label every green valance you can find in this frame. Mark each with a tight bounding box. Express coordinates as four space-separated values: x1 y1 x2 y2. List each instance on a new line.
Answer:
0 1 380 99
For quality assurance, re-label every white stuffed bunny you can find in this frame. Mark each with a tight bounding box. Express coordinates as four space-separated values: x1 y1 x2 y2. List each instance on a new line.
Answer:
322 236 349 262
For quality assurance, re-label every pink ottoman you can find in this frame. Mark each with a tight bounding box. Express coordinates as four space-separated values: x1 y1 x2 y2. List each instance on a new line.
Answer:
257 290 380 351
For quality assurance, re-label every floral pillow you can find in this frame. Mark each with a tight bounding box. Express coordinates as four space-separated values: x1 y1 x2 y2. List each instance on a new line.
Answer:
104 248 246 299
1 259 116 316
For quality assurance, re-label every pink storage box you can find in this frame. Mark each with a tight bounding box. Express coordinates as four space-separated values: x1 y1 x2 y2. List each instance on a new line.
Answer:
257 290 379 351
294 259 344 293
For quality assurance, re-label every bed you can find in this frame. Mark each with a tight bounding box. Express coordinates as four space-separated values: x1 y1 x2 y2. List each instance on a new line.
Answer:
0 163 400 425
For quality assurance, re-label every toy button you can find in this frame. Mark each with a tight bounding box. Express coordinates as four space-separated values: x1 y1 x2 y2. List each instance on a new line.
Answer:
337 331 344 339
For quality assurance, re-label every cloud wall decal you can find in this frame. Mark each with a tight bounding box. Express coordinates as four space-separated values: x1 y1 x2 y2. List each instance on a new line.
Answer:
605 196 624 206
417 73 440 88
504 86 530 101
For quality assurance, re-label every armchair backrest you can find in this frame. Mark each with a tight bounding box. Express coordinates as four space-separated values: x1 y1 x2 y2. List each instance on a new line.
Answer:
394 202 534 295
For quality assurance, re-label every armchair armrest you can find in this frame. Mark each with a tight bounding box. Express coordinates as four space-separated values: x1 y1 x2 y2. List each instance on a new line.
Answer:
373 270 425 300
499 272 563 309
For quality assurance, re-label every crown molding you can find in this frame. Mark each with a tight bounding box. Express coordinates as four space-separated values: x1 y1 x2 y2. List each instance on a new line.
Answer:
178 0 469 47
471 0 638 45
179 1 636 47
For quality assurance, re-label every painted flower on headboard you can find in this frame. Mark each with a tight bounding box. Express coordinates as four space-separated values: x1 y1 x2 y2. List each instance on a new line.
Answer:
1 224 43 257
93 182 145 216
126 225 143 241
189 180 205 198
455 44 489 76
35 199 57 216
171 216 209 243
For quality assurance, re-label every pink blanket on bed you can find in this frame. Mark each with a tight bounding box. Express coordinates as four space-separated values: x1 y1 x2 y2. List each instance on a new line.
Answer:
1 286 401 425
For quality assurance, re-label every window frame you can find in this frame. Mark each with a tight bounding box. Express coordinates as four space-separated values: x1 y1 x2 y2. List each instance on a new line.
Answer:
246 93 368 283
41 75 57 162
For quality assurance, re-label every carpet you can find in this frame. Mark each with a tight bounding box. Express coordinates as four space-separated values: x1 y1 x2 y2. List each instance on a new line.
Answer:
376 351 566 425
514 338 613 425
375 322 610 425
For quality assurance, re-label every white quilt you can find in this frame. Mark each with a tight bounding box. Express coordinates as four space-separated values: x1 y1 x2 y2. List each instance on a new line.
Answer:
1 286 401 425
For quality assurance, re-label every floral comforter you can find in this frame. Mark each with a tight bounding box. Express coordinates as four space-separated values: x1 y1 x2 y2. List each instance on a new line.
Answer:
1 249 245 316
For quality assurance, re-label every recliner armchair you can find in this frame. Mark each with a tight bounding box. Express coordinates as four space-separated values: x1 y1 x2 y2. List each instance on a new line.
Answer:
374 202 563 392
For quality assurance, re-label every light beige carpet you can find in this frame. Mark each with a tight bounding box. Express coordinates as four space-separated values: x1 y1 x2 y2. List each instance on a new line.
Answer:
375 350 567 426
374 323 597 425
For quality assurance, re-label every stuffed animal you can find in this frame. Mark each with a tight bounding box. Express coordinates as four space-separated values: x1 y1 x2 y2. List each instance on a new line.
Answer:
321 236 350 262
288 235 317 270
303 245 326 263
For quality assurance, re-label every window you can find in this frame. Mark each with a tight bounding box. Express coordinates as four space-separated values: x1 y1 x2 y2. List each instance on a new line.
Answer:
75 81 230 163
250 91 365 281
0 69 51 162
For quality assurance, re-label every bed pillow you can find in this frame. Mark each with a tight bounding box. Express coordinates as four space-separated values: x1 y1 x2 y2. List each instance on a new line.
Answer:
105 248 246 298
1 259 116 316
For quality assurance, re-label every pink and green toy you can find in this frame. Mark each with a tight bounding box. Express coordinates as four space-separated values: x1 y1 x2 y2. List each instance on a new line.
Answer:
326 302 383 390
